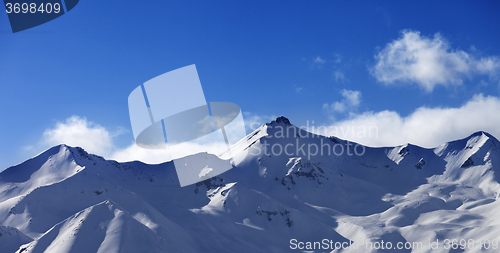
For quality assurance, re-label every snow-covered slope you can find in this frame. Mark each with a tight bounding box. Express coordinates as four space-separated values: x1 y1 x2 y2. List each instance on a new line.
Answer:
1 116 500 252
0 226 32 253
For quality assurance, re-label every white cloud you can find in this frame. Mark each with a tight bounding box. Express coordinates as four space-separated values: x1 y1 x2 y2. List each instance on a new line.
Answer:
242 112 277 132
110 141 229 165
307 54 349 82
314 94 500 148
314 56 326 64
341 89 361 107
371 30 500 91
310 56 326 69
476 57 500 78
41 116 114 156
334 70 346 83
293 85 303 94
333 53 342 64
33 95 500 165
37 115 238 165
111 112 274 164
331 53 349 83
110 144 171 164
323 89 361 113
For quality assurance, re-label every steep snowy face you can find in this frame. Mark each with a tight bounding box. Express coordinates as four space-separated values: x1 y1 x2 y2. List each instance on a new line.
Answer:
0 226 31 253
437 132 500 172
0 145 83 203
430 131 500 198
17 200 193 253
1 117 500 253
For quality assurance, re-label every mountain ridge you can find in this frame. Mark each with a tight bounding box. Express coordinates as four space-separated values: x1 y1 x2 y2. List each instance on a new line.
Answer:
2 117 500 252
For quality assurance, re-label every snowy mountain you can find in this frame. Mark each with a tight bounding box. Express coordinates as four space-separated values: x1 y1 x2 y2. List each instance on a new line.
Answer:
1 116 500 252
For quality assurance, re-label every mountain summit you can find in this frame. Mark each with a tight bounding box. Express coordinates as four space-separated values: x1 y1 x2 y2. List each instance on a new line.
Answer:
1 120 500 252
270 116 292 125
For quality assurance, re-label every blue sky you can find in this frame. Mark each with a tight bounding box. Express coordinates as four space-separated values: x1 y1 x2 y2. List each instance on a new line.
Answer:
1 1 500 170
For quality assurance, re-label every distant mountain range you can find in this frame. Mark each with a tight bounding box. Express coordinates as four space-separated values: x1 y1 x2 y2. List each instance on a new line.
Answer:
1 116 500 253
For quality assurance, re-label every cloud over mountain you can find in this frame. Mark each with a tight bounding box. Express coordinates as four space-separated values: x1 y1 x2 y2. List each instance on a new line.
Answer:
371 30 500 91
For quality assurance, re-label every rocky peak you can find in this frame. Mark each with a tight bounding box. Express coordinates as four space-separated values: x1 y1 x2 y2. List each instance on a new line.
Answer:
270 116 291 126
